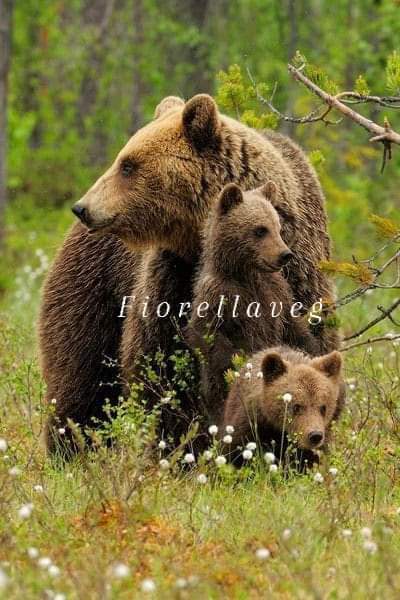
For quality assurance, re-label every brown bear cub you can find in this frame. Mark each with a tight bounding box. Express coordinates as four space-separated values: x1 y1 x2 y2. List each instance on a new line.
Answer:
186 182 319 424
220 346 345 466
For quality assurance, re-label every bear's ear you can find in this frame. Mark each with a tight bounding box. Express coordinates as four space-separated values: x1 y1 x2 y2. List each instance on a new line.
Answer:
312 351 342 378
218 184 243 215
261 351 288 383
154 96 185 119
258 180 278 202
182 94 220 150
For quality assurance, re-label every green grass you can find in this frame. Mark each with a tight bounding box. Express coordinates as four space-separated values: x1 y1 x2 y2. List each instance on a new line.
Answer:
1 201 400 599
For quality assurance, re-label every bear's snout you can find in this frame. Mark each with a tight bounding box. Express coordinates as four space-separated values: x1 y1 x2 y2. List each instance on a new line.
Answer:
308 430 324 447
278 250 293 266
72 204 89 226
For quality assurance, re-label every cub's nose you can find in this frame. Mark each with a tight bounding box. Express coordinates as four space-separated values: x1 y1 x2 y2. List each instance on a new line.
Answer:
71 204 88 225
308 431 324 446
279 250 294 266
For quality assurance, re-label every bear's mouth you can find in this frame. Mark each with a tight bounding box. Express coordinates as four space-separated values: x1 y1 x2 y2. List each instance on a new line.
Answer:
86 216 118 235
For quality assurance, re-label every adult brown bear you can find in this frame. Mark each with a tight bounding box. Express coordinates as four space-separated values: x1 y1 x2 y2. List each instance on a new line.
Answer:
39 94 337 453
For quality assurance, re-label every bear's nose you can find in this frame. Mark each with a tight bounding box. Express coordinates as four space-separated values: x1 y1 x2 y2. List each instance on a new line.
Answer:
278 250 293 266
72 204 88 225
308 431 324 446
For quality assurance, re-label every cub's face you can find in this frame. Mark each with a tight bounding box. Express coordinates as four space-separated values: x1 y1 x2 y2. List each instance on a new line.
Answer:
71 95 223 253
214 183 293 272
260 351 343 451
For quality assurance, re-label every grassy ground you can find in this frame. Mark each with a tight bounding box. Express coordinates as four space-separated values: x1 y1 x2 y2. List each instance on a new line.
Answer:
0 200 399 599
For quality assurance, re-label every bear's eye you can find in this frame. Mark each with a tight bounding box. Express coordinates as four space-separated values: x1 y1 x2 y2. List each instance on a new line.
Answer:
292 404 302 415
120 159 135 177
320 405 327 417
254 226 269 239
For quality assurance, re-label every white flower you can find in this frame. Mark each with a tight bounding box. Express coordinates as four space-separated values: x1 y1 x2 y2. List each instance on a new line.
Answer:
112 563 130 579
349 383 356 391
234 371 240 378
158 440 166 450
18 503 33 519
282 528 292 540
0 439 7 452
161 395 171 405
264 452 276 464
9 466 21 477
255 547 270 560
38 557 52 569
58 428 65 435
175 577 187 589
246 362 253 370
242 449 253 460
215 455 227 466
328 467 338 477
159 459 170 470
256 371 263 379
0 568 9 589
341 529 352 538
141 578 156 592
27 547 39 559
283 393 292 403
208 425 218 435
33 484 44 493
183 453 195 464
197 473 207 484
223 435 232 444
54 595 66 600
203 450 213 461
50 398 57 404
244 372 251 379
313 472 324 483
225 425 234 434
48 565 61 577
363 540 377 554
361 527 372 539
269 464 278 473
246 442 257 451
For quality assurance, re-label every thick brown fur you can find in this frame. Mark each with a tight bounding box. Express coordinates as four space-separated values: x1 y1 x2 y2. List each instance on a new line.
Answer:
39 94 338 453
220 346 345 464
186 183 321 424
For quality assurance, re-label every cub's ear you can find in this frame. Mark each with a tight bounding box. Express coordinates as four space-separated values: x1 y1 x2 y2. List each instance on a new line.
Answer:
261 351 288 383
312 351 342 378
258 180 278 202
154 96 185 119
182 94 220 150
218 184 243 215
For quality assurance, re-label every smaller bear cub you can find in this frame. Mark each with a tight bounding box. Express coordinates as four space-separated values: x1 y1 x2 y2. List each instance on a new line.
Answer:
220 346 345 462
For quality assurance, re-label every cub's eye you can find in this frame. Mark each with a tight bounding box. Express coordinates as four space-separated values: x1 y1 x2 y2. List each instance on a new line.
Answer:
254 226 268 239
120 159 135 177
293 404 302 415
320 405 327 417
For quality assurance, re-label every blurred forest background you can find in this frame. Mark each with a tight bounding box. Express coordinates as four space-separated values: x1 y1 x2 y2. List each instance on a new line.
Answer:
0 0 399 316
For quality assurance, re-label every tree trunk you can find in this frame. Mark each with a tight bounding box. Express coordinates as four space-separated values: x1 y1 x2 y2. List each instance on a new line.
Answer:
131 0 147 133
77 0 115 163
0 0 13 242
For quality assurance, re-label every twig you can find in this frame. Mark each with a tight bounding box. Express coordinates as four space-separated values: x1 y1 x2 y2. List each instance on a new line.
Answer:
341 334 400 353
246 66 341 126
343 298 400 341
335 91 400 109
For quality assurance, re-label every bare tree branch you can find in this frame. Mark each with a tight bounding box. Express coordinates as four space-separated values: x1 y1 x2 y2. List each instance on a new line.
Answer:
341 334 400 353
287 63 400 146
343 298 400 341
